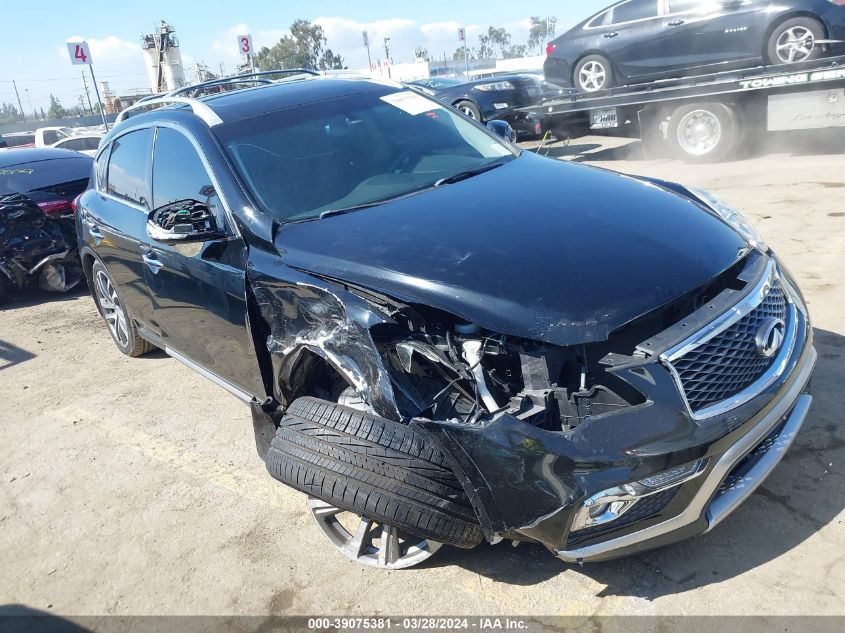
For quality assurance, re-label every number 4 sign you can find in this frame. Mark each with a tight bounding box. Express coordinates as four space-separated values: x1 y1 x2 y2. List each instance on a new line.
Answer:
67 41 92 65
238 35 253 56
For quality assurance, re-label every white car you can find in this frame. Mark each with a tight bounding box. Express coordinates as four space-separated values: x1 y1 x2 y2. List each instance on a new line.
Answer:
51 134 102 157
35 126 75 148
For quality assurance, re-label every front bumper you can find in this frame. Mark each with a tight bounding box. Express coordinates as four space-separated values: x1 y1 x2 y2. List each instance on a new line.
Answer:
557 345 815 562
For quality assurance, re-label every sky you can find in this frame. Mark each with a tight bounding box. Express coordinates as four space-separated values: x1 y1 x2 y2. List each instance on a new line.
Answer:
2 0 609 115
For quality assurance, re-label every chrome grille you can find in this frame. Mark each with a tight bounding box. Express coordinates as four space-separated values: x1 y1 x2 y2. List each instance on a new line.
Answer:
667 273 792 415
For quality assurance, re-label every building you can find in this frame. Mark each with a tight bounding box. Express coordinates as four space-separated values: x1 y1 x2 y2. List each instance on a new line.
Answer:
142 20 187 93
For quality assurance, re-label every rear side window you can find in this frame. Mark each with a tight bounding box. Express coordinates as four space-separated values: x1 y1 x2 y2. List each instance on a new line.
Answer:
42 130 61 145
0 157 92 196
61 138 87 151
612 0 659 24
668 0 706 12
84 137 101 150
152 127 224 225
107 129 151 207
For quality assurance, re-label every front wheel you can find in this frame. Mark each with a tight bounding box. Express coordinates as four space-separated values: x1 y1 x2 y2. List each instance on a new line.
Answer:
667 102 739 163
767 18 825 65
91 260 154 357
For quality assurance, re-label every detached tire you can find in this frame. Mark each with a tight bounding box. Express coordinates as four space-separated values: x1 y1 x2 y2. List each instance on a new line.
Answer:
668 102 739 163
266 397 484 549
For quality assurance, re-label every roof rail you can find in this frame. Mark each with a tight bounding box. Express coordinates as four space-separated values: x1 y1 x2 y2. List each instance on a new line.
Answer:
171 69 321 98
115 96 223 126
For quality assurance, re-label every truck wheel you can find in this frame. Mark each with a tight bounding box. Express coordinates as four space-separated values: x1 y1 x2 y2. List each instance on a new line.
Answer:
266 397 484 553
574 55 613 93
668 102 738 163
767 18 824 65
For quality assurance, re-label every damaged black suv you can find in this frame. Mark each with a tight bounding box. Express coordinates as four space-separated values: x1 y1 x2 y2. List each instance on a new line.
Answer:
77 72 816 569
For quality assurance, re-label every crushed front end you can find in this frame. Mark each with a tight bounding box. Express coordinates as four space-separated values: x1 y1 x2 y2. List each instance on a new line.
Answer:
375 250 816 560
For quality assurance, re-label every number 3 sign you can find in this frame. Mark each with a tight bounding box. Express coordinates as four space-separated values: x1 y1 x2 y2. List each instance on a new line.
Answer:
67 41 92 65
237 35 253 56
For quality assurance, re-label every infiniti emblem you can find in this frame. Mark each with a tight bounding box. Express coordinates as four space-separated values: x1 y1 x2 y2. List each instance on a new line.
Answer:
755 317 786 358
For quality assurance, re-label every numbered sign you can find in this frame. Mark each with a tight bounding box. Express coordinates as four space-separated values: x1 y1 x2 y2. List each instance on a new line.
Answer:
237 34 253 56
67 41 92 65
458 28 466 43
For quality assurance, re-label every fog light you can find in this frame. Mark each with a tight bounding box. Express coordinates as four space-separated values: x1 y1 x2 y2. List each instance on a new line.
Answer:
571 459 707 532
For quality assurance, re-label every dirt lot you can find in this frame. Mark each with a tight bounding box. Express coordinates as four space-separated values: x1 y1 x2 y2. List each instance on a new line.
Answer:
1 132 843 617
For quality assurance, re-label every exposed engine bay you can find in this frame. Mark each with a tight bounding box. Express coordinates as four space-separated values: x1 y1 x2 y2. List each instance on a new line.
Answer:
324 253 750 431
0 193 83 300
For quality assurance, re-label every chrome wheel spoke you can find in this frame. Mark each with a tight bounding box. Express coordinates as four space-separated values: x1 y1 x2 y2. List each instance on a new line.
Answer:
306 495 442 569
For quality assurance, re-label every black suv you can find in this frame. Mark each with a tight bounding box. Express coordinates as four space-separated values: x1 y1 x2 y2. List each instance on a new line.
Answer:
77 72 816 569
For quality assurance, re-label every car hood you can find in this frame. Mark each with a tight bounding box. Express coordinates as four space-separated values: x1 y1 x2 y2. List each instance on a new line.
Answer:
275 152 746 346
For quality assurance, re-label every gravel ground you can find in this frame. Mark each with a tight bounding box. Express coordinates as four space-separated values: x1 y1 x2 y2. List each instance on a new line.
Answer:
1 131 843 617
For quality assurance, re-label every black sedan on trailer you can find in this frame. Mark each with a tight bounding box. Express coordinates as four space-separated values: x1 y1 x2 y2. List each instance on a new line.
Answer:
407 74 549 136
77 74 814 569
545 0 845 92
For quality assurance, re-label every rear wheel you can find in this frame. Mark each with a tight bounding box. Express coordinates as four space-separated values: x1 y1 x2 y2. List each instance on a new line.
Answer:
574 55 613 93
667 102 739 163
767 18 824 65
91 260 154 357
454 100 482 122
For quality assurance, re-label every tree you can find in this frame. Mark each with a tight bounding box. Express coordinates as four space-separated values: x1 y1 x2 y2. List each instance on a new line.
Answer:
413 46 430 62
453 47 475 62
528 16 558 55
503 44 528 59
48 95 67 120
0 102 22 124
478 26 515 59
255 19 345 72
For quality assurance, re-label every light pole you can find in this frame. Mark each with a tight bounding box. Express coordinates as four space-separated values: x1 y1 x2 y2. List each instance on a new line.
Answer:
383 37 391 78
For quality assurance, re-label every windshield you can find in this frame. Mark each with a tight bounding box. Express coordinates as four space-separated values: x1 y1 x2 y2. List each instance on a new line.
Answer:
411 78 464 90
216 88 517 223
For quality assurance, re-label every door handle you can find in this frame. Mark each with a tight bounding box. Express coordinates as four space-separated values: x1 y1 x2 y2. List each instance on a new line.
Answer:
142 252 164 274
668 20 685 27
604 31 619 39
86 221 104 245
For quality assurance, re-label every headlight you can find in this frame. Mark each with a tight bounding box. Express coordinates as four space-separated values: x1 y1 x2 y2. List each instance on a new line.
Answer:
688 187 767 251
475 81 514 91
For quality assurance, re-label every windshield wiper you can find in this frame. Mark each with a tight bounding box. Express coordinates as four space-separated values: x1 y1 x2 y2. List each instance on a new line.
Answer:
319 201 384 220
433 158 510 188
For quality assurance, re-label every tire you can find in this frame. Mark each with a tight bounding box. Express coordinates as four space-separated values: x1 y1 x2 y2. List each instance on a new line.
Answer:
667 102 739 163
766 17 825 65
91 260 154 357
574 55 613 93
266 397 484 549
0 274 8 306
454 100 482 122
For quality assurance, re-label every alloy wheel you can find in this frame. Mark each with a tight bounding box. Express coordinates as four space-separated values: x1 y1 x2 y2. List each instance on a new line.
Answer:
307 497 442 569
459 105 477 119
676 109 723 157
95 270 130 348
579 61 607 92
776 27 816 63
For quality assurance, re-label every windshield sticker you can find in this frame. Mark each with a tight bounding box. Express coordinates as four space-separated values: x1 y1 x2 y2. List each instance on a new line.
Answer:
381 91 443 116
0 169 34 176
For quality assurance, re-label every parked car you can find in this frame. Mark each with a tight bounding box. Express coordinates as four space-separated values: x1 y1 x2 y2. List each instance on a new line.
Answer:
407 74 551 136
545 0 845 92
77 76 815 569
52 134 103 157
0 132 36 150
34 126 77 148
0 148 90 303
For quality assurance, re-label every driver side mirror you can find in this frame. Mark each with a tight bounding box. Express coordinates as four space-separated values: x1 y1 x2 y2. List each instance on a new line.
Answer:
487 120 517 143
147 199 226 244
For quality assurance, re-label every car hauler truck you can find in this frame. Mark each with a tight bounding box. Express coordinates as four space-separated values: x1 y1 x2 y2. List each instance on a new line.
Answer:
524 54 845 162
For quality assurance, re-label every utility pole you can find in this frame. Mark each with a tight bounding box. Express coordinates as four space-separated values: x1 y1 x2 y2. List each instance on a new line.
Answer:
81 70 94 115
362 31 372 74
12 80 25 121
24 88 36 122
383 37 391 79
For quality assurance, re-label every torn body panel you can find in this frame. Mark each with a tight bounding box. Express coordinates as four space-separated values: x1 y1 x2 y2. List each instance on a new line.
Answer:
247 248 402 421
